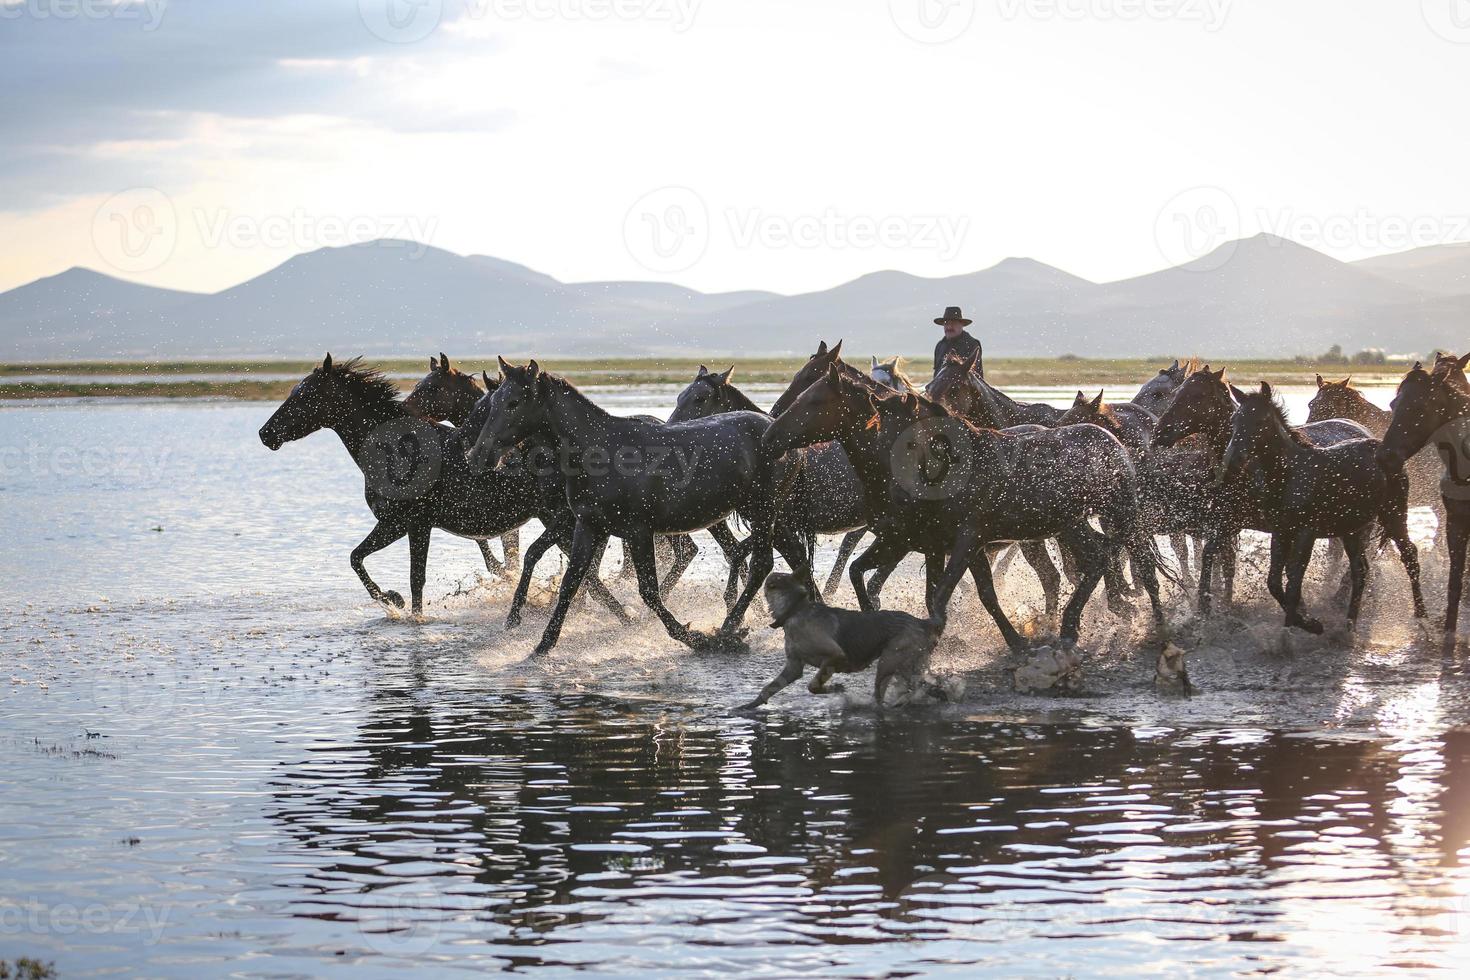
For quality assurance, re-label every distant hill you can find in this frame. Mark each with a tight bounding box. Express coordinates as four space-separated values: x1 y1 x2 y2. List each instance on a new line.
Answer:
1353 242 1470 296
3 234 1468 361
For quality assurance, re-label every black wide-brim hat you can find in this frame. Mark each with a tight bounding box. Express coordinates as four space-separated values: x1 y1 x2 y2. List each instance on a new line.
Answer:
935 306 972 327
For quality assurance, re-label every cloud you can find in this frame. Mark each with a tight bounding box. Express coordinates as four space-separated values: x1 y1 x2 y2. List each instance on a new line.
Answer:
0 0 508 211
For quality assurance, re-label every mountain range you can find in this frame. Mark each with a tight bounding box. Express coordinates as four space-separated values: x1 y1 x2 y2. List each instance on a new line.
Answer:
4 234 1468 361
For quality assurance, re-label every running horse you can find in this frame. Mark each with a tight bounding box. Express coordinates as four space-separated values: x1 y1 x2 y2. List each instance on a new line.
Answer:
467 358 812 656
668 364 874 601
1224 383 1424 632
764 361 1174 653
1379 353 1470 631
259 354 627 621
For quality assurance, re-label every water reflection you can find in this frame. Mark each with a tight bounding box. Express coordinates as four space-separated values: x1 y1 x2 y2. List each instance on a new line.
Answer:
259 679 1470 973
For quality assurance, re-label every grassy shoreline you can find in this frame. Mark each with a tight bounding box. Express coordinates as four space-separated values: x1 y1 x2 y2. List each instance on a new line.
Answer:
0 356 1415 401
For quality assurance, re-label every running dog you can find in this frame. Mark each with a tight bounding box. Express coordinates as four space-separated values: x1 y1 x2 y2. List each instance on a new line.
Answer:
738 572 947 709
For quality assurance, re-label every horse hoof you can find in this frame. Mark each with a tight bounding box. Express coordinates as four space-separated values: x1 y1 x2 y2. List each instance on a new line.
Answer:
505 611 523 630
1290 616 1325 636
530 643 555 659
381 591 405 609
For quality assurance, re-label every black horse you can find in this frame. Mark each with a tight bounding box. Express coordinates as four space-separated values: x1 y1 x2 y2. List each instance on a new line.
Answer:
668 364 873 600
1306 371 1449 545
404 354 753 605
1379 354 1470 631
1224 383 1424 632
467 359 811 655
1153 365 1376 614
402 353 520 575
258 355 626 622
763 362 1173 653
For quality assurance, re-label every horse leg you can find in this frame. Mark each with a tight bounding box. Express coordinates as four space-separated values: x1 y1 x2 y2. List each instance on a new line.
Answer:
476 539 506 577
1018 539 1061 620
506 525 560 629
623 529 714 649
408 524 431 616
351 519 409 610
1382 511 1427 621
1057 526 1109 649
1125 535 1170 640
533 523 609 657
1283 532 1324 634
708 521 750 611
617 538 638 581
775 527 818 597
924 550 945 608
657 533 699 600
864 560 902 610
1169 533 1196 594
1266 533 1289 612
501 527 520 570
849 535 908 612
1342 530 1370 625
1196 536 1218 615
824 529 867 600
720 524 774 640
1445 508 1470 633
964 549 1031 655
1218 534 1238 608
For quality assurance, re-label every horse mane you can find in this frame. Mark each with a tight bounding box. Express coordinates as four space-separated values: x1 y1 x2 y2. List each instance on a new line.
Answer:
1248 391 1313 447
327 357 400 406
1178 356 1203 377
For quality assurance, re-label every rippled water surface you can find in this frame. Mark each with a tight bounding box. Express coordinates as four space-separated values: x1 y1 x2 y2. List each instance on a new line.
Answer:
3 386 1470 977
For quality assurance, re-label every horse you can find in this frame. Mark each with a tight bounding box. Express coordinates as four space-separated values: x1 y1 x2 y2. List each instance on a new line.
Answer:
668 364 872 601
402 353 520 575
1306 373 1448 543
1131 357 1200 418
1152 365 1375 614
1224 383 1424 633
1056 387 1209 594
870 355 922 396
763 362 1174 653
467 358 811 656
1379 354 1470 631
404 354 745 603
258 354 627 623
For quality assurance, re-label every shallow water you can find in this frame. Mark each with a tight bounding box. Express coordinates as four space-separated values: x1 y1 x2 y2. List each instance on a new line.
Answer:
3 385 1469 977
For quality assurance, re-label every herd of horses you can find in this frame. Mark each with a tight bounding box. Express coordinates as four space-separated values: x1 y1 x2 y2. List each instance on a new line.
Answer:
257 342 1470 673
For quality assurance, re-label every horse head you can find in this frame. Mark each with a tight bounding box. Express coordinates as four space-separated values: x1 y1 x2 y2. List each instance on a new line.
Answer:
1153 364 1230 449
762 360 875 459
259 353 399 450
668 364 736 423
467 357 548 473
770 339 844 417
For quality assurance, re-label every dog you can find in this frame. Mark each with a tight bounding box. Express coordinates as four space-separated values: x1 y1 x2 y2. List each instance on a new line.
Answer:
737 572 947 710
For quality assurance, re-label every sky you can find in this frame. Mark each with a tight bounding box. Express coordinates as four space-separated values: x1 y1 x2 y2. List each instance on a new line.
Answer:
2 0 1469 296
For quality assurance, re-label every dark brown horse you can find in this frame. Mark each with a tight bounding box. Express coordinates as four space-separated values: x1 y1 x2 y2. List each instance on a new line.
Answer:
1379 354 1470 630
259 355 627 622
1152 365 1375 614
468 359 812 655
1224 383 1424 632
1306 372 1448 543
763 363 1173 653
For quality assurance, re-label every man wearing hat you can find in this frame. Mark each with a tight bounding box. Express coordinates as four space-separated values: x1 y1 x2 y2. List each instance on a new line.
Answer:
933 306 982 374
